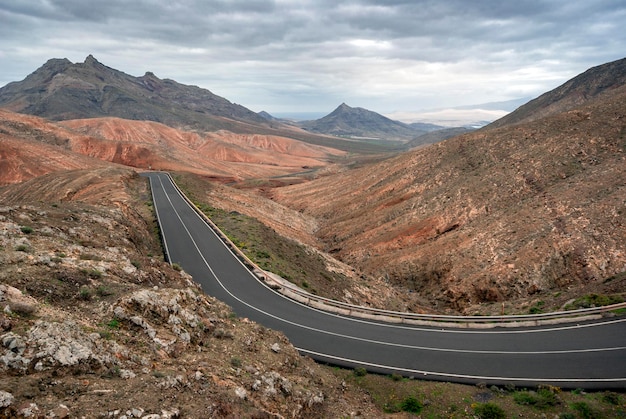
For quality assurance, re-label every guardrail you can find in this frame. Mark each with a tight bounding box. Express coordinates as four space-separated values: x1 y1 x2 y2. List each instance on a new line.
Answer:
162 172 626 328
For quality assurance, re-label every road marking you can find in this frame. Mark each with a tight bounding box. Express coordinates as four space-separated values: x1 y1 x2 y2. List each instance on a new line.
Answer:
156 173 626 335
296 348 626 384
151 173 626 355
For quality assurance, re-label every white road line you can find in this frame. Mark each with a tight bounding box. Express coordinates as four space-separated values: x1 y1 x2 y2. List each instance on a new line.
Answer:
149 175 172 264
153 173 626 355
296 348 626 384
158 174 626 336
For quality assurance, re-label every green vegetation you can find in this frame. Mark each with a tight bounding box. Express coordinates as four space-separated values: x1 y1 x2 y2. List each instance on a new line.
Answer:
399 395 423 414
78 287 92 301
329 366 626 418
15 244 30 252
106 318 120 329
473 402 506 419
96 285 113 297
20 226 33 234
513 386 560 409
565 293 624 310
528 300 545 314
571 401 602 419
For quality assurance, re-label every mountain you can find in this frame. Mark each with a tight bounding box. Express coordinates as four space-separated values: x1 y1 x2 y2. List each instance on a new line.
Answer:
0 55 267 131
300 103 430 142
271 70 626 314
488 56 626 128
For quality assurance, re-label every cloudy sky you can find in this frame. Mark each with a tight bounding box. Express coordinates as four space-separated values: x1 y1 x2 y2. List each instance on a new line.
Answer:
1 0 625 120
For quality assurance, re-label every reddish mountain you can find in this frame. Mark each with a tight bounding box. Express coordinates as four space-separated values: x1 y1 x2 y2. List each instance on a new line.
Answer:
0 110 345 185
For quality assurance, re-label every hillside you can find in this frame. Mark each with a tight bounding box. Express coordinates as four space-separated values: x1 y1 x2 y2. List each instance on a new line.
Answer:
488 56 626 129
301 103 428 142
271 83 626 313
0 109 346 185
0 168 381 417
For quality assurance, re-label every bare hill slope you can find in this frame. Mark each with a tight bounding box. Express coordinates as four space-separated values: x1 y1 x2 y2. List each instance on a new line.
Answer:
272 84 626 313
0 110 345 185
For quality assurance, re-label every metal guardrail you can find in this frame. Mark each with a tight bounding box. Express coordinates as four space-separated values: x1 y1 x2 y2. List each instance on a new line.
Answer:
162 172 626 328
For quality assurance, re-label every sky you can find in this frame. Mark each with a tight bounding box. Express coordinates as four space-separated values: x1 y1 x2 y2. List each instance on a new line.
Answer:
0 0 625 121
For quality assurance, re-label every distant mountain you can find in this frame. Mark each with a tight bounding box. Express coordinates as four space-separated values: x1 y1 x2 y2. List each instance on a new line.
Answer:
300 103 431 142
258 111 278 121
488 56 626 129
0 55 267 131
407 122 445 132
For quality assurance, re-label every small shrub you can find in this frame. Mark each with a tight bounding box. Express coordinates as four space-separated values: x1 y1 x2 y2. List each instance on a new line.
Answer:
131 260 141 269
390 373 403 382
353 367 367 377
602 391 620 405
172 263 182 271
230 357 242 368
78 288 92 301
255 250 270 259
15 244 29 252
20 226 33 234
571 401 601 419
400 396 423 414
513 387 559 409
106 319 120 329
473 402 506 419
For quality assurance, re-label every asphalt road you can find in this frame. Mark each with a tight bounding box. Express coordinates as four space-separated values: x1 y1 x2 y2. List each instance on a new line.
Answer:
144 172 626 389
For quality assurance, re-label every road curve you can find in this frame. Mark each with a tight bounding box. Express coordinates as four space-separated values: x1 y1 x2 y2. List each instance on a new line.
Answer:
144 172 626 390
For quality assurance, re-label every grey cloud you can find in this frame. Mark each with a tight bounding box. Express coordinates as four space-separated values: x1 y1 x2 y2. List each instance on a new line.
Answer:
0 0 625 114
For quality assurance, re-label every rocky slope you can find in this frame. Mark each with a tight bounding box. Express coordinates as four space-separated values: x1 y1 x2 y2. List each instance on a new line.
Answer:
271 84 626 313
0 168 381 418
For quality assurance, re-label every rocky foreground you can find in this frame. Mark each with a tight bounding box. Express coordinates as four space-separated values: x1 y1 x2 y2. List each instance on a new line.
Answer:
0 168 380 418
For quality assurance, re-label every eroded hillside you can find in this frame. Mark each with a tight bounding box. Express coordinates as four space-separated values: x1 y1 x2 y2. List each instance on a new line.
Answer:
0 168 381 417
271 85 626 313
0 110 346 186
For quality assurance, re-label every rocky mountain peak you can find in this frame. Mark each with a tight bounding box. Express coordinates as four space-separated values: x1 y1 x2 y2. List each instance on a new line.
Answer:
84 54 99 65
0 56 267 129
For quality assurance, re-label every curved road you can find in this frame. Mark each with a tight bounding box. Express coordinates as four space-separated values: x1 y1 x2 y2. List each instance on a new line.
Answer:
144 172 626 390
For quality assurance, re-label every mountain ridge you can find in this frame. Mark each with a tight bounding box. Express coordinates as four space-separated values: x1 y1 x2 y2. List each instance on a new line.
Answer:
0 55 267 131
